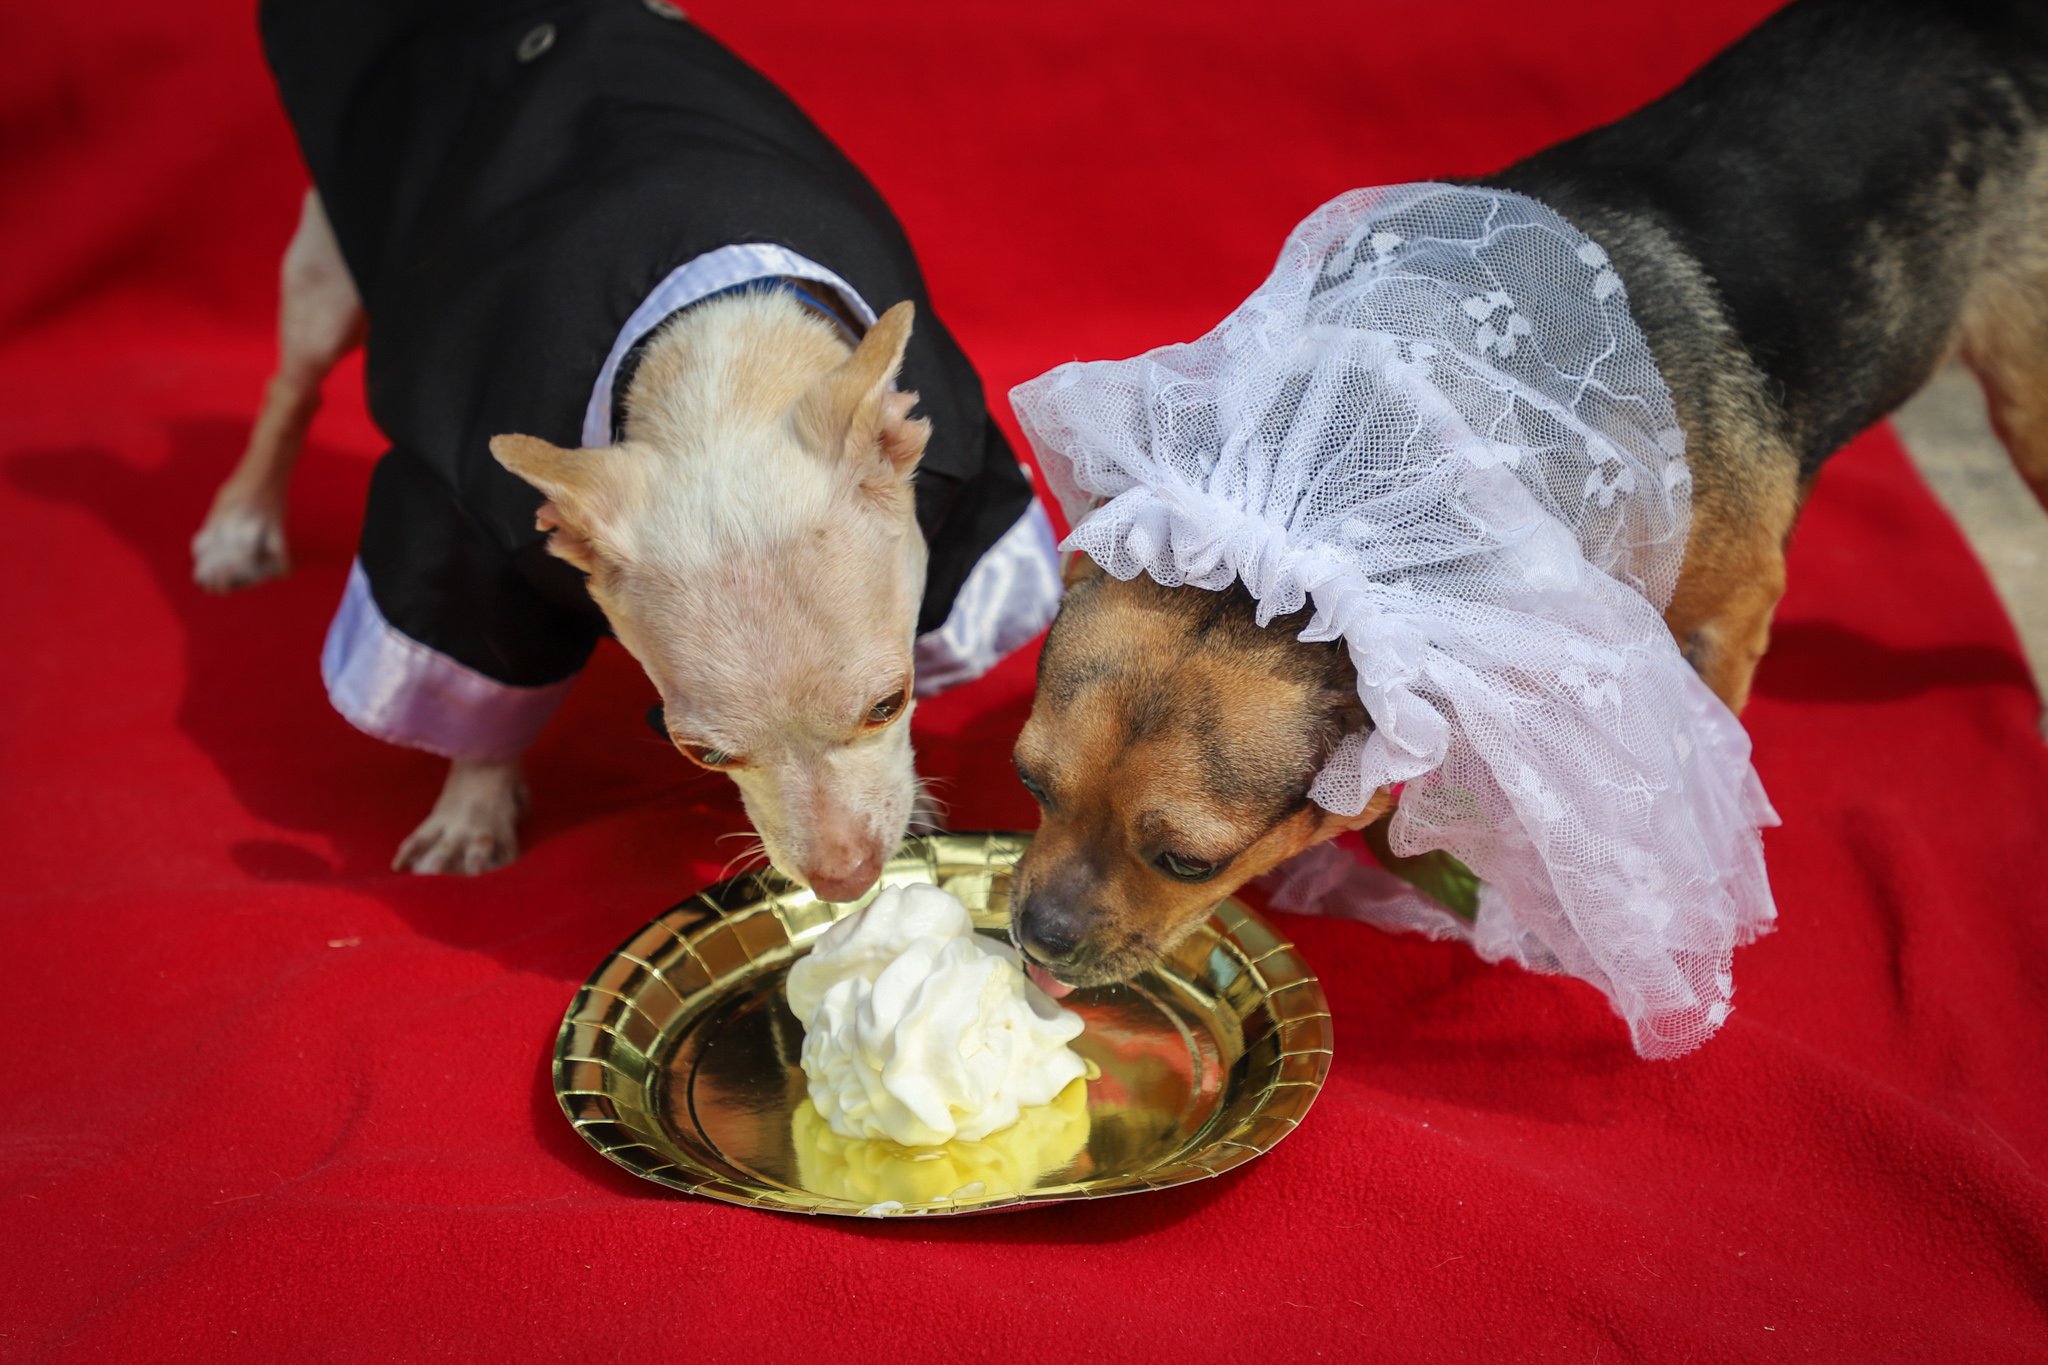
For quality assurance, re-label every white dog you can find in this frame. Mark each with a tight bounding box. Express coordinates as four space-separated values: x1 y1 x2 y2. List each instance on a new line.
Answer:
194 1 1060 894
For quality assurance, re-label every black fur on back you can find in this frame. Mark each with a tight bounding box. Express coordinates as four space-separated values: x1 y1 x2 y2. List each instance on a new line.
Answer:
1490 0 2048 477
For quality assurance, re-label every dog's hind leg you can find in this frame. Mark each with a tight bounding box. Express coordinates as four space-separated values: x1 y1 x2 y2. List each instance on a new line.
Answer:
393 758 528 876
192 189 364 591
1961 284 2048 520
1959 259 2048 737
1954 137 2048 511
1661 455 1801 716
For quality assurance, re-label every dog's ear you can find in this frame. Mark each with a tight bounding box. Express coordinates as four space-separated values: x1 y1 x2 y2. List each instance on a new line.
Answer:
1308 678 1371 772
489 433 627 573
793 300 931 489
1061 551 1105 589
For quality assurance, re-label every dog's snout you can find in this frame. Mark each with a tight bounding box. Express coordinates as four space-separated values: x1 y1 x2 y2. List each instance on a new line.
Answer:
1016 893 1093 968
794 798 897 903
805 861 875 904
803 845 881 904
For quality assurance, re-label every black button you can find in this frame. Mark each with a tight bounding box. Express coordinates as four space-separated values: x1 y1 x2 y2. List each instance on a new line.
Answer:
516 23 556 62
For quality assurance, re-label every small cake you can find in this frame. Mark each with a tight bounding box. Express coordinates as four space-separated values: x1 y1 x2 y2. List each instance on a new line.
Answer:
791 1077 1090 1209
785 883 1088 1147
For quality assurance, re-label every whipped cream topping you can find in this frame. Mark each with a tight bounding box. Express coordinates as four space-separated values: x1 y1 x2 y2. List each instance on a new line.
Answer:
785 884 1088 1146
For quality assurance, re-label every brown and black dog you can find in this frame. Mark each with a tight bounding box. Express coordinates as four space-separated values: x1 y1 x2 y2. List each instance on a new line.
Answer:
1009 0 2048 990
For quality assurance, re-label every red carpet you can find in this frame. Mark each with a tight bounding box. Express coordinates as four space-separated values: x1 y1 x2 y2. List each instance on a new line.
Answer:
6 1 2048 1359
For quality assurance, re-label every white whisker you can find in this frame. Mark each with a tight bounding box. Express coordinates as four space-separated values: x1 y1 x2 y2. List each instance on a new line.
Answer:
909 776 952 833
715 839 772 882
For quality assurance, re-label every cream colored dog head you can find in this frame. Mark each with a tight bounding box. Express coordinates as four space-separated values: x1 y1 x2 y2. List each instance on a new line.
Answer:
491 295 930 901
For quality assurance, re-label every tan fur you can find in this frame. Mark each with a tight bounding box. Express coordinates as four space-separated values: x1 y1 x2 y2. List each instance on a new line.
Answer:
192 190 363 593
1960 143 2048 516
1661 461 1801 713
1010 572 1388 984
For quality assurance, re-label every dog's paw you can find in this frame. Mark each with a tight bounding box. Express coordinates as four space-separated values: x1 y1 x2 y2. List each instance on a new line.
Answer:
192 500 289 593
393 763 527 875
393 809 521 875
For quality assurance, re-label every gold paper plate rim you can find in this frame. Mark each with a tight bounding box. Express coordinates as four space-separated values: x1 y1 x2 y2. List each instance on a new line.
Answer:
553 831 1332 1216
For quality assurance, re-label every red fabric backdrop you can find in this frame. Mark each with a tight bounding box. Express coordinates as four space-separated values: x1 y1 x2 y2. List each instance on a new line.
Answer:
5 1 2047 1359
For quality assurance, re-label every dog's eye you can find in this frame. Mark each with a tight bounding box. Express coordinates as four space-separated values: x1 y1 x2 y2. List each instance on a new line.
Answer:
1014 763 1052 808
865 689 907 727
1155 851 1223 883
680 743 743 771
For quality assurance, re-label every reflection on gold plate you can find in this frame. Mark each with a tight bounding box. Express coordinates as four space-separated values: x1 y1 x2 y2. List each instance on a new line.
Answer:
553 832 1332 1217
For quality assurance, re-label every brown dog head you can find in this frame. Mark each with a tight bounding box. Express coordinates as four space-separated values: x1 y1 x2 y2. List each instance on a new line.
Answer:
1009 561 1393 989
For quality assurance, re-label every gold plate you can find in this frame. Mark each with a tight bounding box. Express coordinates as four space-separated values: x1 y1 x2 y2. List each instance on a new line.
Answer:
553 832 1332 1217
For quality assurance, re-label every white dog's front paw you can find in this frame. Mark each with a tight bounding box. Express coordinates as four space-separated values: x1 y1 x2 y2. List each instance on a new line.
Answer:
192 499 289 593
393 760 528 875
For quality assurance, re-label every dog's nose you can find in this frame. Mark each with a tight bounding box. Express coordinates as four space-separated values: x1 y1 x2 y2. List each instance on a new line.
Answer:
805 855 878 904
1016 895 1091 969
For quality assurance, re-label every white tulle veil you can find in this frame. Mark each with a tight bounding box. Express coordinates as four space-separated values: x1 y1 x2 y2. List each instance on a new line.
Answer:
1011 184 1778 1058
